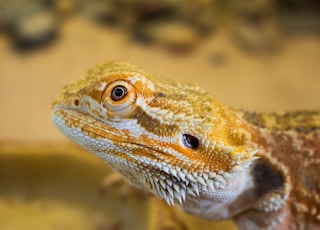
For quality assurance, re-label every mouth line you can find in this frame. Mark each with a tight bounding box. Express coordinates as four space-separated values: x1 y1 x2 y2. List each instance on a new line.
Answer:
73 119 181 181
54 106 168 159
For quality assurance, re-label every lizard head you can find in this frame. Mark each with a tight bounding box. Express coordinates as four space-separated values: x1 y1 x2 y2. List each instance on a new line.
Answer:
52 60 258 206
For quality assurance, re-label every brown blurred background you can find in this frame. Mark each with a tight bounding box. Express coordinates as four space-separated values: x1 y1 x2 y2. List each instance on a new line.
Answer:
0 0 319 229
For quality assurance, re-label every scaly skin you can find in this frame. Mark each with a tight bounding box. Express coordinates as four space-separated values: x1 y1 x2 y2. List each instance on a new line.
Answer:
52 60 320 230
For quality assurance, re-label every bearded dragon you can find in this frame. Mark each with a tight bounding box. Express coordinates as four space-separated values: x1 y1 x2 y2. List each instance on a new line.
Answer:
51 60 320 230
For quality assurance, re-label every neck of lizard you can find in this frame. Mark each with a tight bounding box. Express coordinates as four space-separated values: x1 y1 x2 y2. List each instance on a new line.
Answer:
233 110 320 229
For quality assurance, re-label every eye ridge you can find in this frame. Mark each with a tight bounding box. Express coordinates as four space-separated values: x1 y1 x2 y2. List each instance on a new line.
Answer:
182 134 199 149
111 85 128 101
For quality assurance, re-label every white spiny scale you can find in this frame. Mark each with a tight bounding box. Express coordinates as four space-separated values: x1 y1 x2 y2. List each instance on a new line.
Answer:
231 152 244 161
158 187 166 200
184 115 193 122
162 165 169 174
173 112 185 121
173 183 180 193
180 188 186 201
213 143 221 152
194 117 204 125
181 168 188 174
180 182 187 190
215 175 225 183
249 149 259 157
206 179 215 191
222 146 234 154
240 162 252 168
187 188 197 197
159 179 166 189
167 186 174 198
149 113 157 119
157 109 170 116
169 195 175 206
156 162 162 169
149 178 156 190
240 157 259 168
155 115 164 124
154 179 161 192
178 171 186 180
148 107 161 114
159 174 166 180
197 176 207 186
167 180 173 187
202 173 208 180
201 122 213 132
231 165 244 173
204 138 211 149
208 172 217 178
186 173 196 182
192 183 200 196
222 172 233 180
170 168 178 177
164 110 174 120
174 191 183 205
249 156 260 161
164 195 172 206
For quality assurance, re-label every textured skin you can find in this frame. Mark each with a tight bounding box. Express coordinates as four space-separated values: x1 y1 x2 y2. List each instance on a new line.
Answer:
52 61 320 230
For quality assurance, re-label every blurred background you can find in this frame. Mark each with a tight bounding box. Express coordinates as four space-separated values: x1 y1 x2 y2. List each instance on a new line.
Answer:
0 0 319 229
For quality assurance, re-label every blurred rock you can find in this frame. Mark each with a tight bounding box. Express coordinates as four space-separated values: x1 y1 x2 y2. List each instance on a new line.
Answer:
10 9 58 51
80 0 120 25
232 21 282 54
276 0 320 35
0 0 318 53
137 21 200 53
229 0 283 53
174 0 220 34
90 213 121 230
0 2 7 29
54 0 78 16
208 51 228 66
280 14 320 34
0 1 59 51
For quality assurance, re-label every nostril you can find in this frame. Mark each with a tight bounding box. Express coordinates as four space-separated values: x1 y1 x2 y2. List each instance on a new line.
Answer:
73 98 81 107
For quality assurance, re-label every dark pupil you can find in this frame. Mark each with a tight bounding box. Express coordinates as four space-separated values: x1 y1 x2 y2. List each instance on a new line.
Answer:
182 134 199 149
111 86 127 101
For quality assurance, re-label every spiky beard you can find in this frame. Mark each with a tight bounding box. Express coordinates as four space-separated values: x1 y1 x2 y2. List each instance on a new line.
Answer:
117 165 235 206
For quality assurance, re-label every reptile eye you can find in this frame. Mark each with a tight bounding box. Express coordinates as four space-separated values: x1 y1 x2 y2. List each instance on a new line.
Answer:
102 80 136 115
111 86 128 101
182 134 199 149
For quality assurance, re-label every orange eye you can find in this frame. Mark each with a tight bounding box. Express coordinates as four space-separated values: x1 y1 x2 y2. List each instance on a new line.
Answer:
111 85 128 101
102 80 136 115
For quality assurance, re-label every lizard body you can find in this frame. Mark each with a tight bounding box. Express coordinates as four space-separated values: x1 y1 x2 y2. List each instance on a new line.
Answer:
52 60 320 230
